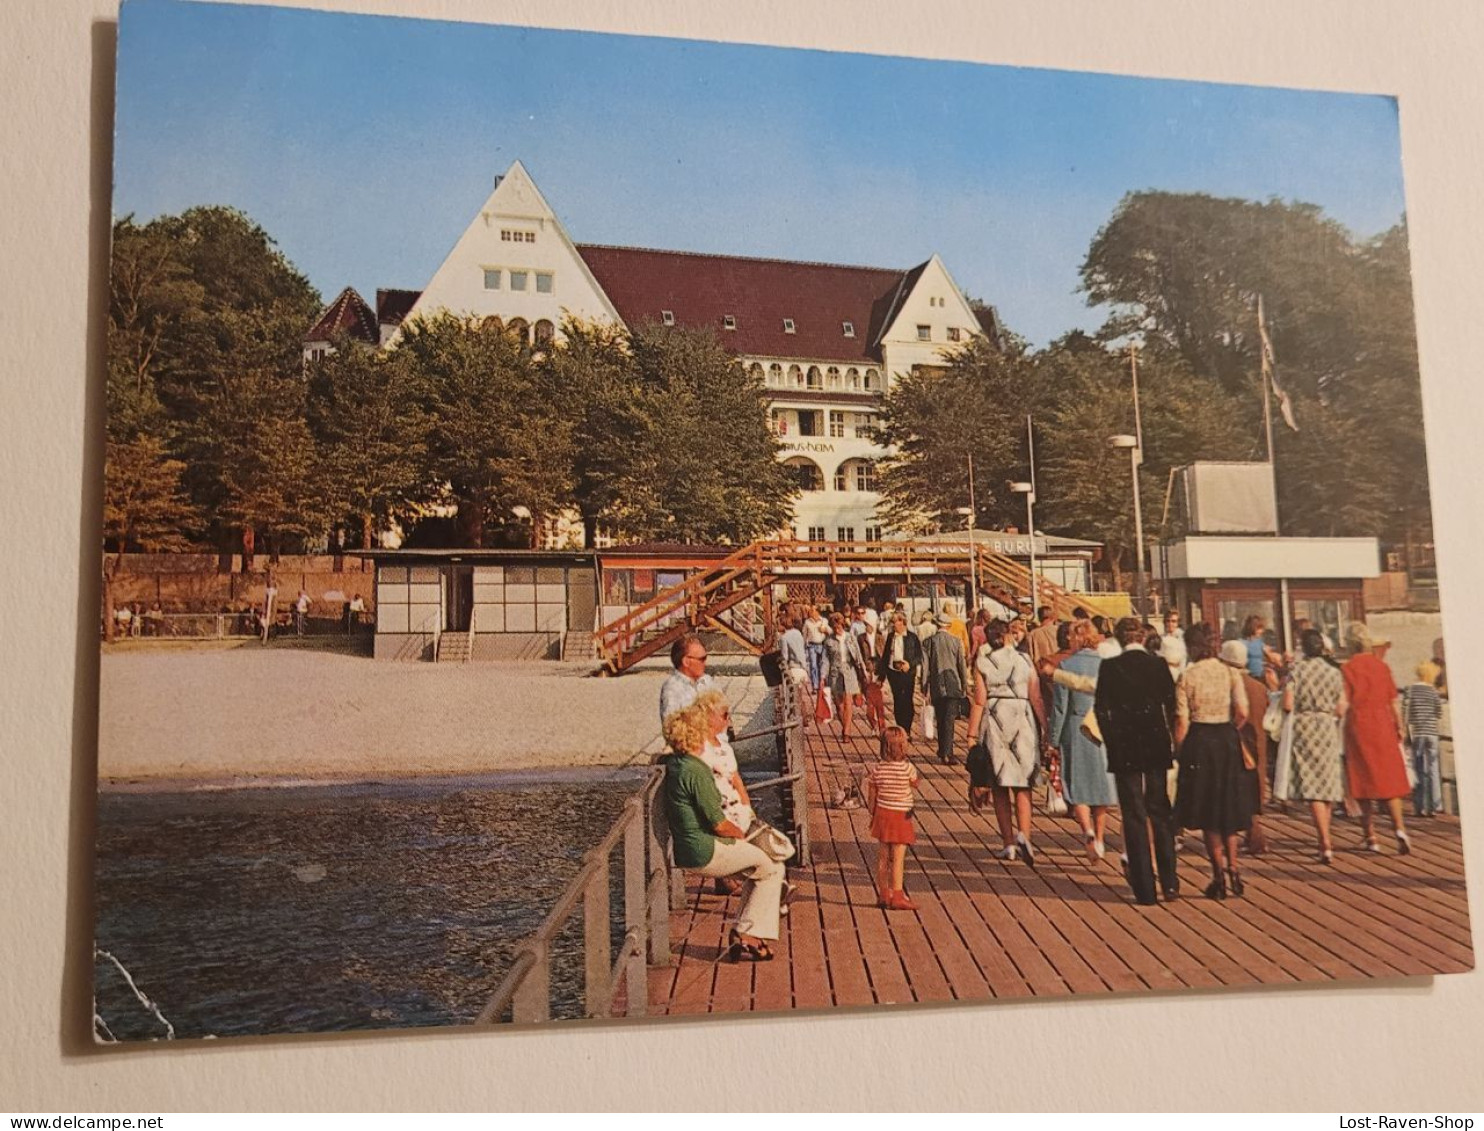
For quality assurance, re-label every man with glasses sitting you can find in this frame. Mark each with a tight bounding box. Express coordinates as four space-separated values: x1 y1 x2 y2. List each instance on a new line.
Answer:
660 632 718 725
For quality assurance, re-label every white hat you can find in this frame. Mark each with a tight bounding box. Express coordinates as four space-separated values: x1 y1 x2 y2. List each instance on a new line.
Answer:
1219 640 1249 668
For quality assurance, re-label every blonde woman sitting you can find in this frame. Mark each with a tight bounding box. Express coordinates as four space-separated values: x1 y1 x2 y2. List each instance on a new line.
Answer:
661 703 785 962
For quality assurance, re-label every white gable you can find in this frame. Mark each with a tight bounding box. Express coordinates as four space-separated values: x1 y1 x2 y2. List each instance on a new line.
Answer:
878 254 982 381
391 160 622 341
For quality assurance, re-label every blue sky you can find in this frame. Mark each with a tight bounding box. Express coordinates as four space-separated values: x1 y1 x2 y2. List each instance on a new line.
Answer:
114 0 1408 347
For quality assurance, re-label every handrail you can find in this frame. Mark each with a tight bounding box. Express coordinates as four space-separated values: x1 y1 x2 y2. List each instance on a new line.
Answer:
597 537 1084 673
477 769 668 1025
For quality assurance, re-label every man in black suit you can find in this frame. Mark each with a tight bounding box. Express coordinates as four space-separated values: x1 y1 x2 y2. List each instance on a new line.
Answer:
876 611 923 733
1093 617 1179 905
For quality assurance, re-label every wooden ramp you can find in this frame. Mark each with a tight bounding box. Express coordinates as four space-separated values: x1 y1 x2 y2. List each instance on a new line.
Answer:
648 716 1473 1016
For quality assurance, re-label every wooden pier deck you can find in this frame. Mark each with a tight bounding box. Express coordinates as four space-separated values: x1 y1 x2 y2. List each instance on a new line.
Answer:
648 716 1473 1016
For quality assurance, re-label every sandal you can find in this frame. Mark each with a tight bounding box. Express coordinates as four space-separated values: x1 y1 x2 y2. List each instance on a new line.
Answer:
727 930 774 963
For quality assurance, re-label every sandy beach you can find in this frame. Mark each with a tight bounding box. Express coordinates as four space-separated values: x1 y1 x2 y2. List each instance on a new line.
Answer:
98 648 773 786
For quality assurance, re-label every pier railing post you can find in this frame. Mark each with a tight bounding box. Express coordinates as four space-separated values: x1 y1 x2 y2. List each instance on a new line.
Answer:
583 862 611 1018
623 812 648 1017
645 787 673 966
511 941 549 1024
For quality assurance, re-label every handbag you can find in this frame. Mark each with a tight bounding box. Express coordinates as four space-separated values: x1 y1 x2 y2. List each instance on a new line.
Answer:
814 685 834 724
746 821 797 863
966 741 993 788
1079 705 1102 745
1262 698 1285 742
1045 780 1068 816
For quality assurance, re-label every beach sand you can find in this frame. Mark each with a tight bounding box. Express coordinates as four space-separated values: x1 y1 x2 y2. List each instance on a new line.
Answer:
98 649 773 787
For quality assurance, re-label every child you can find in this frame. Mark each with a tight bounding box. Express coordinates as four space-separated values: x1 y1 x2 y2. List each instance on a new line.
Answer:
1405 661 1445 817
864 725 921 911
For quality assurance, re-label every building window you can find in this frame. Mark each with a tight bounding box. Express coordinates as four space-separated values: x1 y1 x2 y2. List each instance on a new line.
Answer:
770 409 788 435
806 366 822 390
507 317 528 344
846 367 861 390
826 366 841 389
852 412 874 438
786 458 824 492
510 271 528 291
524 231 536 243
533 319 555 346
854 461 878 492
842 321 855 337
865 526 883 543
747 362 764 385
783 319 796 334
535 272 554 294
789 364 804 388
797 410 822 437
836 527 856 542
307 346 328 362
661 310 675 326
833 466 849 491
829 411 846 438
724 315 737 331
864 368 882 392
916 324 931 341
768 363 783 387
947 326 961 342
807 526 826 543
483 268 501 289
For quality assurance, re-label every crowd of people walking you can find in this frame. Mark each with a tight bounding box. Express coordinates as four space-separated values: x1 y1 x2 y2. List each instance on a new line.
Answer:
656 597 1446 949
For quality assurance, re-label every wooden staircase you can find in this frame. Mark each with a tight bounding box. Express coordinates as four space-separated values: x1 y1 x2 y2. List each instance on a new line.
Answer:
596 538 1085 676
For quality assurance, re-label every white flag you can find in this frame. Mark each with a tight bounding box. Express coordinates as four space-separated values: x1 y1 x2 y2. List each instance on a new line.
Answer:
1257 296 1299 432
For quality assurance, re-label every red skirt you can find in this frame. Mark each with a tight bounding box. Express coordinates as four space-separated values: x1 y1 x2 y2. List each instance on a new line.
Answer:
870 806 916 845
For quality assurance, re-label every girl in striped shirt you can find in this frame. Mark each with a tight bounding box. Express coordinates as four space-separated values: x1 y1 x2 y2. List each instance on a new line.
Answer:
866 725 921 910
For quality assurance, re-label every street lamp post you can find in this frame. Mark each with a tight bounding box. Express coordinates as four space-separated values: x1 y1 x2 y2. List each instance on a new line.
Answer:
1009 481 1036 614
1108 434 1144 617
955 505 977 614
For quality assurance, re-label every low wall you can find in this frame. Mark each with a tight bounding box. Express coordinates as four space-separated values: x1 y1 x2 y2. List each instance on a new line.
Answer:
104 554 377 617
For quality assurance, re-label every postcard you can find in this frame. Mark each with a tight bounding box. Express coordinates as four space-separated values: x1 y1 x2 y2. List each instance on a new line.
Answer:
94 0 1469 1041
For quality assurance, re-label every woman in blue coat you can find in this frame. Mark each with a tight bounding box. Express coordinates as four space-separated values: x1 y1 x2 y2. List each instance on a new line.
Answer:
1050 620 1118 861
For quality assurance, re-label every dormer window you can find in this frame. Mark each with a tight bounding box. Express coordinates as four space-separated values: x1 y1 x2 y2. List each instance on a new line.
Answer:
842 321 855 338
782 319 796 334
723 315 737 331
661 310 675 326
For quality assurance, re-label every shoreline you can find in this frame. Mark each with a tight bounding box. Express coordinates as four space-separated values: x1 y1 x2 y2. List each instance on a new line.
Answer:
99 761 659 796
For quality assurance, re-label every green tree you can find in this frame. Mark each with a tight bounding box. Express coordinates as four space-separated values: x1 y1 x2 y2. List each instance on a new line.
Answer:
609 324 798 543
399 315 573 547
107 208 324 561
185 366 330 562
306 341 431 549
1081 192 1428 545
1032 345 1248 588
100 436 199 640
874 337 1042 534
540 318 644 548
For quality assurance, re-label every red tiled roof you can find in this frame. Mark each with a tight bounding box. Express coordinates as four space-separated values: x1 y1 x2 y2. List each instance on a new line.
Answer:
575 244 916 364
305 287 378 344
376 288 422 327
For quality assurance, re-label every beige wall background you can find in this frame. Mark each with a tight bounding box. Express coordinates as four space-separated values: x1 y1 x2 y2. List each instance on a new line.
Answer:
3 0 1482 1112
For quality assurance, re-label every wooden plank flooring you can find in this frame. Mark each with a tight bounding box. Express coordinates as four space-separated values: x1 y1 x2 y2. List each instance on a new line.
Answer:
648 712 1475 1016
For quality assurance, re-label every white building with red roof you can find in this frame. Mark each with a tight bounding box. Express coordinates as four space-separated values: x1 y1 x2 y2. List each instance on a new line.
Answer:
334 160 994 544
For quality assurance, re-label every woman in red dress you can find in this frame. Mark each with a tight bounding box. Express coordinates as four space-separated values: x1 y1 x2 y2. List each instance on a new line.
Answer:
1342 624 1413 854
